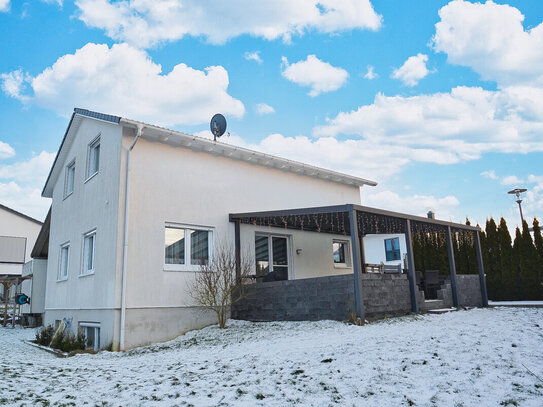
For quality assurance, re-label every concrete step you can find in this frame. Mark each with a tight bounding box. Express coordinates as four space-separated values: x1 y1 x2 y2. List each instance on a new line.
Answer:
427 307 457 314
424 299 445 311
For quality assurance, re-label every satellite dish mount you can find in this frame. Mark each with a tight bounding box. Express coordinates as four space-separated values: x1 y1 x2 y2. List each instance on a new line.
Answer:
210 114 227 142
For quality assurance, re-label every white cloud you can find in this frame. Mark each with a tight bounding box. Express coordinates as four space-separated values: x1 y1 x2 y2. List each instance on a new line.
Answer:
0 151 55 220
75 0 382 48
244 51 262 64
501 175 524 186
0 69 29 100
255 103 275 115
0 141 15 160
391 53 431 87
1 43 244 127
362 189 460 221
480 170 499 180
281 55 349 97
363 65 378 80
433 0 543 87
41 0 62 6
313 86 543 174
0 151 56 184
0 0 9 12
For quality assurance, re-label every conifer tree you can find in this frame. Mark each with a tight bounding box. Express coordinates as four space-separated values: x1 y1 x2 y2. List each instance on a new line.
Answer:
512 227 523 300
519 220 540 300
497 218 513 300
533 218 543 300
483 218 500 300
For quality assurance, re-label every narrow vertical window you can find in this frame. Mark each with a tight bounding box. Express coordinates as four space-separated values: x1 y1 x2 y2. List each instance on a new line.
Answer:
82 231 96 275
64 161 75 197
58 243 69 280
87 138 100 179
165 227 185 265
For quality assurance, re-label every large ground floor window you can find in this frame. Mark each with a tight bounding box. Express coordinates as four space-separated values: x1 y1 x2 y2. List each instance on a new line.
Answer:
164 223 214 271
255 234 290 282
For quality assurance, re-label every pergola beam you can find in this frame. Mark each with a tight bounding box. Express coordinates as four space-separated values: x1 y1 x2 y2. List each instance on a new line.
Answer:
348 205 365 321
474 231 489 307
446 226 460 307
404 219 419 313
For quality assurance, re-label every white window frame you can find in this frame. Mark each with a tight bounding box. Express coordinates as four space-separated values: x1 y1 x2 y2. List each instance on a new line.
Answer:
79 322 100 351
81 229 96 276
64 160 75 198
332 239 351 268
85 135 100 181
164 223 214 272
254 232 293 280
58 242 70 281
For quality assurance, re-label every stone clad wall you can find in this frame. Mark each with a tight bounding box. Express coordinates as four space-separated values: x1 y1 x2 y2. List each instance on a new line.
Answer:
456 274 483 307
232 273 416 322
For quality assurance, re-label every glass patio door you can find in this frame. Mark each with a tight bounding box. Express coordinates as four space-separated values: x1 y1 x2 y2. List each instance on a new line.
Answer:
255 235 289 282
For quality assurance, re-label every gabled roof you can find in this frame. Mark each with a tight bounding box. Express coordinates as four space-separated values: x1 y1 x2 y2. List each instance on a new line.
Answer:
42 108 377 197
0 204 43 226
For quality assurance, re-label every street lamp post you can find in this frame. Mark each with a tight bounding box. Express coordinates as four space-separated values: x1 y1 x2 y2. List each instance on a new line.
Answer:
508 188 527 224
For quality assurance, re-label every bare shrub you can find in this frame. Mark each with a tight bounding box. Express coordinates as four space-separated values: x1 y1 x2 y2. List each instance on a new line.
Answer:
188 243 253 328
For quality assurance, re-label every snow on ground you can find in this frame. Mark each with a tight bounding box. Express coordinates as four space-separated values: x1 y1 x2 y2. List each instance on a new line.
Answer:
1 308 542 406
489 301 543 307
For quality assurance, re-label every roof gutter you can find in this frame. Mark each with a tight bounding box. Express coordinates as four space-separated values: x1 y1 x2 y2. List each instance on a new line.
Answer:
119 123 143 351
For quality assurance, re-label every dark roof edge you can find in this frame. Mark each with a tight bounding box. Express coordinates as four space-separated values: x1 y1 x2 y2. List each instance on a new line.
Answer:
0 204 43 225
31 207 50 258
73 108 121 124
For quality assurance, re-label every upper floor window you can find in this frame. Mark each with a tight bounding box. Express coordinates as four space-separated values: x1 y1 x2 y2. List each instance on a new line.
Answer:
64 161 75 197
384 237 401 261
81 230 96 276
164 223 213 271
58 243 69 281
86 137 100 180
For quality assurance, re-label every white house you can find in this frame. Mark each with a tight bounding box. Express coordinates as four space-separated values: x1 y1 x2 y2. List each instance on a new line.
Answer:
41 108 417 350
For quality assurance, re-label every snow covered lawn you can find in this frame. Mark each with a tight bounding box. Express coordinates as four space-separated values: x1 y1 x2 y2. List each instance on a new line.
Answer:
1 308 542 406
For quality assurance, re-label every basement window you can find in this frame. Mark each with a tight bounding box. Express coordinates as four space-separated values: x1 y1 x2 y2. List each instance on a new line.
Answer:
80 322 100 351
164 223 213 271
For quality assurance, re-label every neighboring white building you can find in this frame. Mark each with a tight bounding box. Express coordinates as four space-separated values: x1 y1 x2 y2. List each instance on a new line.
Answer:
0 204 42 276
0 204 43 308
42 108 412 350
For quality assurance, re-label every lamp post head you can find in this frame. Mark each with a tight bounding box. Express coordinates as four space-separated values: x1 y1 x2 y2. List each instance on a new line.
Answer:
508 188 527 203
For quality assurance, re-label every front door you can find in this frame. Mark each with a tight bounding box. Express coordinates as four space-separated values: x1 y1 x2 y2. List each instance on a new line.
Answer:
255 234 289 282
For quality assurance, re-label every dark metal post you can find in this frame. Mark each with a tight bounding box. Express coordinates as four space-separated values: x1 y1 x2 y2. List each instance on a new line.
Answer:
234 220 241 280
474 231 489 307
404 219 419 313
348 205 365 321
446 226 459 307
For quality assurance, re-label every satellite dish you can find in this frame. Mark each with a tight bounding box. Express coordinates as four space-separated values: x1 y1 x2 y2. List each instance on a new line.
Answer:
210 114 227 142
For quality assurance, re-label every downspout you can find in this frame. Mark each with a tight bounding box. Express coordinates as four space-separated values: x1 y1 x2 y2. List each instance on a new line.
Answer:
119 124 143 351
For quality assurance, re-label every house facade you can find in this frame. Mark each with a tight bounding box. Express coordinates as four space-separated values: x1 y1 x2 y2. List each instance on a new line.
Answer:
42 109 391 350
42 109 487 350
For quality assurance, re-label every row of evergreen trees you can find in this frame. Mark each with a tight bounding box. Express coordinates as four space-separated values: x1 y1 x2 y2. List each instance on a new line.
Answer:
410 217 543 301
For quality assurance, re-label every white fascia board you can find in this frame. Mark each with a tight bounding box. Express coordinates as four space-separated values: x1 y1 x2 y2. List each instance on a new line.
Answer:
120 118 378 188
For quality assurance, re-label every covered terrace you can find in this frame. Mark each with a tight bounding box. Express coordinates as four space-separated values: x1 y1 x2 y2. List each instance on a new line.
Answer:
230 204 489 321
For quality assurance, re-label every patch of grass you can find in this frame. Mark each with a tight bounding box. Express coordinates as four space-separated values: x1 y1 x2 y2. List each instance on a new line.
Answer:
321 358 334 363
255 393 265 400
292 369 304 375
500 399 519 406
511 343 517 348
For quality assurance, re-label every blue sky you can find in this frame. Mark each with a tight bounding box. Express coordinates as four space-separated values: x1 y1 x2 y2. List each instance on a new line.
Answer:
1 0 542 230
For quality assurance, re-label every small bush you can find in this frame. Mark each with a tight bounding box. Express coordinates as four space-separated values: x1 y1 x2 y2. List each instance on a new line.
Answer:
37 326 85 352
35 325 55 346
